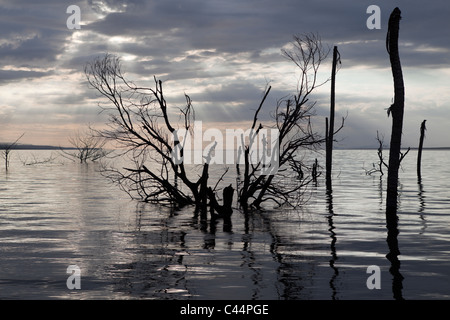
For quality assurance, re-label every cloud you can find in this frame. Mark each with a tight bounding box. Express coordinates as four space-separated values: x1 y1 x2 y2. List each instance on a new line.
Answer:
1 0 450 148
0 69 52 84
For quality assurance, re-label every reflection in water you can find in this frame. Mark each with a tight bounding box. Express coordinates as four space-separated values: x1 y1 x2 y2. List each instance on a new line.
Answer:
109 207 192 298
4 150 450 299
107 204 292 299
254 211 316 300
378 176 384 208
240 213 263 300
385 208 404 300
417 177 427 234
326 190 339 300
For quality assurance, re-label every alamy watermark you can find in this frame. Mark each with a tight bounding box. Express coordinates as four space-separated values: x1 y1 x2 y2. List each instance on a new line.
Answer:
66 5 382 31
366 265 381 290
171 121 280 175
66 265 81 290
366 5 381 30
66 5 81 30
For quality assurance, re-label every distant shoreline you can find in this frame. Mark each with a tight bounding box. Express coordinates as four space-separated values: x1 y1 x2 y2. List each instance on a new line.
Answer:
0 144 76 150
336 146 450 151
2 144 450 151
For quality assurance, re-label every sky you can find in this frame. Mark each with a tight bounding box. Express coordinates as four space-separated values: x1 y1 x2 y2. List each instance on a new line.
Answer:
0 0 449 148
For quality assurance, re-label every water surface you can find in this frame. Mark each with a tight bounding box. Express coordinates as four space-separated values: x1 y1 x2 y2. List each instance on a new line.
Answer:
1 149 449 299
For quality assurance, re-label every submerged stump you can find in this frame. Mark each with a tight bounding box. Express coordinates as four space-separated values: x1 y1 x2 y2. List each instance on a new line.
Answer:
207 184 234 221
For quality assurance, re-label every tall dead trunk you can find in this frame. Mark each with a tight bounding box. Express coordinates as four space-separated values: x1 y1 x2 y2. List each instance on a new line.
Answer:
417 120 426 179
385 9 406 296
326 46 338 192
386 7 405 215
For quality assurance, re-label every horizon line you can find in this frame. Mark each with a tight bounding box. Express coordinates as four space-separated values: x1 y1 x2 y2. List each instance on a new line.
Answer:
2 143 450 151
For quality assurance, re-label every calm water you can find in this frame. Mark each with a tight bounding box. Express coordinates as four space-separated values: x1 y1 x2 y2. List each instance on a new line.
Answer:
1 149 449 300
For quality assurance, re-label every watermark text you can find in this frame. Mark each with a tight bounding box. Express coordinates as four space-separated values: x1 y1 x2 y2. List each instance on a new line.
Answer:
66 265 81 289
366 5 381 30
66 5 81 30
171 121 279 175
366 265 381 289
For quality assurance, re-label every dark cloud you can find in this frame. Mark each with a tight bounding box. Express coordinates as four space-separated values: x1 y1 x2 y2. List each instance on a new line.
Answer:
3 1 449 76
0 2 75 68
0 34 64 65
1 0 450 147
0 69 52 84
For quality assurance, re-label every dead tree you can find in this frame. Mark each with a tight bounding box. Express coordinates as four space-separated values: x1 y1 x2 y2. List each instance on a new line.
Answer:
312 158 319 184
87 37 344 216
386 9 406 292
59 128 111 163
325 46 341 192
237 34 344 211
19 153 58 166
417 120 426 179
365 130 409 176
386 7 405 215
85 54 209 211
1 133 24 170
385 10 407 296
365 131 388 176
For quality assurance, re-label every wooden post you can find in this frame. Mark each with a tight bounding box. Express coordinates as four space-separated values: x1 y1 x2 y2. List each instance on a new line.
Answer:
326 46 338 192
386 7 405 215
207 184 234 219
312 158 318 184
417 120 426 179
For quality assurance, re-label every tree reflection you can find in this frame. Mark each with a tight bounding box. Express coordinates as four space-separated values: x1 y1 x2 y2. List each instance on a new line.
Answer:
326 189 339 300
385 207 404 300
417 177 427 234
113 201 322 299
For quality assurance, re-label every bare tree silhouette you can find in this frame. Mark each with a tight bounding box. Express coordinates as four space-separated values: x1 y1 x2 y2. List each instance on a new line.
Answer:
1 133 24 170
85 54 214 213
236 34 343 211
85 36 340 217
60 128 111 163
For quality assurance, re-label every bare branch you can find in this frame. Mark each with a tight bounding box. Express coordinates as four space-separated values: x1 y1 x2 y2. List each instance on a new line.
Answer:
59 128 111 163
238 34 332 210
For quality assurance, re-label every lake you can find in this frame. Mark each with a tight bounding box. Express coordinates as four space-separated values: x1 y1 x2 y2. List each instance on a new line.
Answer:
1 149 449 300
